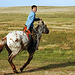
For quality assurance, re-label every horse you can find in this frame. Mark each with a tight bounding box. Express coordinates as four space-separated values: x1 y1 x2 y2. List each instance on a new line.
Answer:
0 21 49 73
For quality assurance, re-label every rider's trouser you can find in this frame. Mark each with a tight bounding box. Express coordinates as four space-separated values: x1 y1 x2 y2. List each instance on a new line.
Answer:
29 27 37 50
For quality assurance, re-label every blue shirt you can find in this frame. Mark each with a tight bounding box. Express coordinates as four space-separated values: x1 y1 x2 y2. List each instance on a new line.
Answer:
25 11 40 29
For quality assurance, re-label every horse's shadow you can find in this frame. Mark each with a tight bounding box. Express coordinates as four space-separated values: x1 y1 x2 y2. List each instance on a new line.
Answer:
4 62 75 75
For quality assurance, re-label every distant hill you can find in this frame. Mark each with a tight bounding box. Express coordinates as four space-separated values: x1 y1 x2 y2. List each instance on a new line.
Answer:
0 6 75 14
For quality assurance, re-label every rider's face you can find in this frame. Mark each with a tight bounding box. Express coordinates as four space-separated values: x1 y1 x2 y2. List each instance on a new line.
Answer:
32 7 37 13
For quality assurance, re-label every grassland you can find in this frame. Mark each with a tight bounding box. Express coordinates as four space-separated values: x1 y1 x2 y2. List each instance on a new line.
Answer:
0 6 75 75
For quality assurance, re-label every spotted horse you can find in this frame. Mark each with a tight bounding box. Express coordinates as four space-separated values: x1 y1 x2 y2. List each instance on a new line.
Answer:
0 21 49 73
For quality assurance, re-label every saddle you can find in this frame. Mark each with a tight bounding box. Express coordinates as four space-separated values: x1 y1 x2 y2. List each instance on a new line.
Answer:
23 26 31 39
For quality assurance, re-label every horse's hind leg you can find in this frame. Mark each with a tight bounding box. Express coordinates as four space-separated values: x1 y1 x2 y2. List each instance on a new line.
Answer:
5 45 18 73
5 44 12 56
20 53 34 72
0 44 3 53
8 53 18 73
0 37 7 53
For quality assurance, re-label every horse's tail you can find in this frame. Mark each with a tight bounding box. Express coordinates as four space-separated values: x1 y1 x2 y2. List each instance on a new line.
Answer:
0 37 7 53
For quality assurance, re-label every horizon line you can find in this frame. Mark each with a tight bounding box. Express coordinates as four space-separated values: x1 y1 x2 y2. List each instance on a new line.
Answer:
0 5 75 8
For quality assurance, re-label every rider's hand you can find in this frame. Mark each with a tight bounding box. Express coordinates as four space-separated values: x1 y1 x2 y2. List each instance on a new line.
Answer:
40 18 42 20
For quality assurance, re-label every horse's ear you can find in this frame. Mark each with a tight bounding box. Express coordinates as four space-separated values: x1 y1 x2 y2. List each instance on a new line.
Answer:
38 21 44 25
42 21 44 25
35 25 40 31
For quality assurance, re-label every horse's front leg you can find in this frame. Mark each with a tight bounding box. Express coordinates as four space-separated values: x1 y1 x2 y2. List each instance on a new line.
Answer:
20 53 34 72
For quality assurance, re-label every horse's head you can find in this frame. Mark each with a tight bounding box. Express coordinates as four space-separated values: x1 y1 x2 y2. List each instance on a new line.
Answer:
38 21 49 34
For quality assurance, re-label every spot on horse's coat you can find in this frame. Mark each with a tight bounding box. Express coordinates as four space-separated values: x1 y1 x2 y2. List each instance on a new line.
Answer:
10 38 14 42
9 42 11 45
15 38 18 42
15 33 17 35
15 33 18 37
10 38 12 40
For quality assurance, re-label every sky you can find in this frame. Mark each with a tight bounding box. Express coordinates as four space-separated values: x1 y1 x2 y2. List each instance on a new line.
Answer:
0 0 75 7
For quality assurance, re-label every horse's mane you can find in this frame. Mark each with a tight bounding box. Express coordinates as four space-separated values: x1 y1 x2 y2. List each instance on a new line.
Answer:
35 25 40 31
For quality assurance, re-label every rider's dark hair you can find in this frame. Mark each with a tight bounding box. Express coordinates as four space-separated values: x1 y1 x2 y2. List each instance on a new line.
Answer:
31 5 37 9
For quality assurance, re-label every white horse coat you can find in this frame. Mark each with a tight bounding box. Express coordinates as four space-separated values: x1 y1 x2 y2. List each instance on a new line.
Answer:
6 31 29 55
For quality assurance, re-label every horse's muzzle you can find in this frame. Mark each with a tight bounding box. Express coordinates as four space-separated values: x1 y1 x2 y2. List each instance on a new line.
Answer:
46 30 49 34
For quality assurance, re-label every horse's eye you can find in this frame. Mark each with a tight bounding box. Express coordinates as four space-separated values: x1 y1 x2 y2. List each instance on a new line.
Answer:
45 26 46 28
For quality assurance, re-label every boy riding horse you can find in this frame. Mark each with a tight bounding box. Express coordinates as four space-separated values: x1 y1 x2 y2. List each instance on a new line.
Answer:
24 5 42 50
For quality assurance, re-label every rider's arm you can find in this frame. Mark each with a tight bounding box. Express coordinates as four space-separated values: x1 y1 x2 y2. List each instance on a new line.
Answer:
34 18 40 21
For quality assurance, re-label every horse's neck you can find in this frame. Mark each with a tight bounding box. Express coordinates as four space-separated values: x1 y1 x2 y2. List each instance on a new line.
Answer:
37 26 43 42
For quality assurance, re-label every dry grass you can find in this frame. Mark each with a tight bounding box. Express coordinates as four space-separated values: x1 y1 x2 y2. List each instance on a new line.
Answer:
0 6 75 75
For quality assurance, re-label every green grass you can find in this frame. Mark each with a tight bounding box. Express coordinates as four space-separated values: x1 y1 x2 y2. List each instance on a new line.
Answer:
0 6 75 75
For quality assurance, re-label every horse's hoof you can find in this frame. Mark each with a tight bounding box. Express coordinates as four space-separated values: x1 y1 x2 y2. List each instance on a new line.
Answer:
20 68 23 72
14 70 18 73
